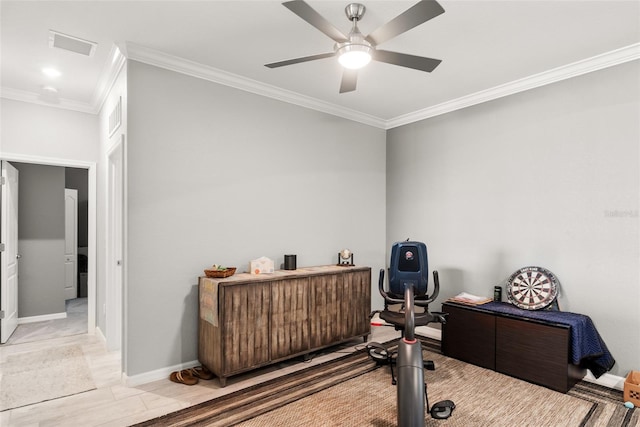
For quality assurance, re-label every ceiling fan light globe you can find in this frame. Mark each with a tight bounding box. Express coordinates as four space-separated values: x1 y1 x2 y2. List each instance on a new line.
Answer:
338 45 372 69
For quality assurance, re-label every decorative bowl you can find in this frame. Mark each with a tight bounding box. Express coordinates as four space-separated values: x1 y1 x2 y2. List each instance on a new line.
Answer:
204 267 236 278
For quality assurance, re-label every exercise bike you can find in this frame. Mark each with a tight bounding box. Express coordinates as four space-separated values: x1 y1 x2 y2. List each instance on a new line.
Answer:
368 241 455 426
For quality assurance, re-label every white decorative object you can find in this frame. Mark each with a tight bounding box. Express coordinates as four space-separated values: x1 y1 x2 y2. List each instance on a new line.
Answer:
249 256 274 275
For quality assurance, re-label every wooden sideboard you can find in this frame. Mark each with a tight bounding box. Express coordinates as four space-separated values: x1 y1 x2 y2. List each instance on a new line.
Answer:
199 265 371 386
441 301 585 393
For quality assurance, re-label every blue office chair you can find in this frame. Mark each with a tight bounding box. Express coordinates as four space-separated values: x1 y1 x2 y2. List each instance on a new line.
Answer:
369 240 454 426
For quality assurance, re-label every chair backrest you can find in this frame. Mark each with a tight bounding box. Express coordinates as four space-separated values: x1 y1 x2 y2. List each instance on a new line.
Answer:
388 241 429 297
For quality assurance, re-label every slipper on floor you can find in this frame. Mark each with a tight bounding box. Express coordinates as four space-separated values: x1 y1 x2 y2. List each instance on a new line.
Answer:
189 365 214 380
169 369 199 385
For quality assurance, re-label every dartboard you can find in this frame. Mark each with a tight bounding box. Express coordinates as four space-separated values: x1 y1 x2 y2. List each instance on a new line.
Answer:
506 266 558 310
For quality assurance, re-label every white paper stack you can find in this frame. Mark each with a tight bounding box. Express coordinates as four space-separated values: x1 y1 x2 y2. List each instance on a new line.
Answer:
447 292 492 305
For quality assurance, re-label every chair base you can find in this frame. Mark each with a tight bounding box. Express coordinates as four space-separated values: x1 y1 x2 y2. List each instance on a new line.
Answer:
380 310 435 328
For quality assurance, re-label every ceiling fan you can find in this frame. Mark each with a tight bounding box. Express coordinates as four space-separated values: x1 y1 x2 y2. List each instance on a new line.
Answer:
265 0 445 93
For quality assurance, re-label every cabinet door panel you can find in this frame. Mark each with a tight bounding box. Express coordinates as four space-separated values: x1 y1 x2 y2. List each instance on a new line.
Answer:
341 270 371 339
496 317 570 392
442 303 496 370
309 274 342 348
221 283 270 374
271 278 310 359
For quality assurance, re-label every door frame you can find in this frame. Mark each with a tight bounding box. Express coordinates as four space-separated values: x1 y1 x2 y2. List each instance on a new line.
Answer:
0 154 97 335
106 136 124 353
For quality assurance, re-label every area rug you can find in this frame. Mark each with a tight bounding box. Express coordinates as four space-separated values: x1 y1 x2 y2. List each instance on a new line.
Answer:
134 338 639 427
0 344 96 411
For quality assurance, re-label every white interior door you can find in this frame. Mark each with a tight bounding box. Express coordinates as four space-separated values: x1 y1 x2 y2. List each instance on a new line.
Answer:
64 188 78 300
1 161 19 343
107 137 124 352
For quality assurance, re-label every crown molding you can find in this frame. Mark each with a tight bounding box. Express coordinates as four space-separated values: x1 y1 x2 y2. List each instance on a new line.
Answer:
91 44 127 114
0 87 95 114
0 43 126 115
0 152 95 169
122 42 640 130
0 43 125 115
122 42 387 129
2 42 637 128
384 42 640 129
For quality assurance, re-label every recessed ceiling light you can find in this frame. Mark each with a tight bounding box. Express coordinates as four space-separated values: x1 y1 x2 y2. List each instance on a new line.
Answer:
42 67 61 78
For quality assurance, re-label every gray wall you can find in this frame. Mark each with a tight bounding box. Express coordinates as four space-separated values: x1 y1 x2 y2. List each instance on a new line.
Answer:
13 162 66 318
386 61 639 376
125 61 387 376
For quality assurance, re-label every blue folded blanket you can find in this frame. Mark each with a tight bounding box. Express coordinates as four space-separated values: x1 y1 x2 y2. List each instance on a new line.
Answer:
477 302 615 378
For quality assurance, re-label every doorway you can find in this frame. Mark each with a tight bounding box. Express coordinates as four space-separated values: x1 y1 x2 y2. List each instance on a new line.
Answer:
0 157 96 345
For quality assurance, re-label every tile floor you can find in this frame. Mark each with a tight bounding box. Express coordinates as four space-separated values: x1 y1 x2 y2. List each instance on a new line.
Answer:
4 298 88 346
1 306 400 427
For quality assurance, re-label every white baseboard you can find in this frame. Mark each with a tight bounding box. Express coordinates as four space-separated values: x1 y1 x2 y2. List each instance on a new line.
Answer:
124 326 440 387
123 359 200 387
413 326 624 392
121 325 623 392
416 325 442 340
583 371 626 391
18 312 66 324
94 325 106 344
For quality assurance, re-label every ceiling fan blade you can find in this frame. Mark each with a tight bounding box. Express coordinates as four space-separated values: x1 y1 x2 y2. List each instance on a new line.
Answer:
283 1 348 43
365 0 445 46
374 50 442 73
265 52 335 68
339 69 358 93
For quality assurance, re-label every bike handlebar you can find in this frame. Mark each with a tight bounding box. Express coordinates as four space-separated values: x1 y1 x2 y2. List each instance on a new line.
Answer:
378 269 440 307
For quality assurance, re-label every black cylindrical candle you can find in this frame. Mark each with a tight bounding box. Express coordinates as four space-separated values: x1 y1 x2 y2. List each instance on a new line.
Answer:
284 254 297 270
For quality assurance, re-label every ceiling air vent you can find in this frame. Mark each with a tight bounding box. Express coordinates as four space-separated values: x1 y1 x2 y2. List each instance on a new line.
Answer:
49 30 97 57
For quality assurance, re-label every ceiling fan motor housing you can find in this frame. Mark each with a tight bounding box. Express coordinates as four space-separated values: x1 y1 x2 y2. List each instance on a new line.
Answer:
336 2 373 69
345 3 366 21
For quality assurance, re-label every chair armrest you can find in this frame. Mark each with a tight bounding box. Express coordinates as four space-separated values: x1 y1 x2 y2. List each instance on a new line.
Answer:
414 270 440 307
379 268 405 305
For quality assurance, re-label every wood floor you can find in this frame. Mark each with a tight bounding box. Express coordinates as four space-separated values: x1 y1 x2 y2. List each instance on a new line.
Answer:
0 305 399 426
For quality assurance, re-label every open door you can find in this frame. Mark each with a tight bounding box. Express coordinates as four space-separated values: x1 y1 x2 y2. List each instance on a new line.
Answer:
1 161 19 343
64 188 78 300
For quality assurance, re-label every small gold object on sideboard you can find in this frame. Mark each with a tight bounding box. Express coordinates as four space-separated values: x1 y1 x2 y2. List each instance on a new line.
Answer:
204 266 236 278
337 249 354 266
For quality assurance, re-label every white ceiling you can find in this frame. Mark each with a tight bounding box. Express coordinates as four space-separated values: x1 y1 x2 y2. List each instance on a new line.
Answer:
1 1 639 128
